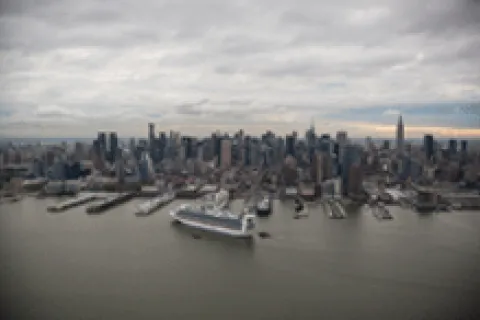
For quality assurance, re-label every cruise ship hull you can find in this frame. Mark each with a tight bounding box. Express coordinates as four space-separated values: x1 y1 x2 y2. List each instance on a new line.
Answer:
170 211 254 238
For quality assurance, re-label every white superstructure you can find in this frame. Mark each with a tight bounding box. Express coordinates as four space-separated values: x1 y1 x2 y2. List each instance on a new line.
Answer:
203 189 230 210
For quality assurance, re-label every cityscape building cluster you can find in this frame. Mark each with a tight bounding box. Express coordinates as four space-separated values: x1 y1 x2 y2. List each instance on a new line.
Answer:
0 117 479 208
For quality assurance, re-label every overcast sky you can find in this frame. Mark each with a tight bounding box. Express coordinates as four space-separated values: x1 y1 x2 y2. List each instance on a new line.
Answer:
0 0 479 138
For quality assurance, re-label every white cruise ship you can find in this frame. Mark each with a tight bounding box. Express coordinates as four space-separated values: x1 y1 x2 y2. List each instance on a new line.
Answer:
170 203 256 238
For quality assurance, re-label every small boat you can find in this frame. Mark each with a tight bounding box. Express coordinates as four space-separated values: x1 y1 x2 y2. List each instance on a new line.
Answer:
9 195 22 203
372 202 393 220
294 198 308 219
451 203 462 210
170 203 256 238
255 195 272 217
135 192 176 216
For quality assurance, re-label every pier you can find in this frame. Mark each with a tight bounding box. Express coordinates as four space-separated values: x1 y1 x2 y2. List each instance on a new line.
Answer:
47 194 97 212
135 192 176 216
176 184 201 199
86 192 136 214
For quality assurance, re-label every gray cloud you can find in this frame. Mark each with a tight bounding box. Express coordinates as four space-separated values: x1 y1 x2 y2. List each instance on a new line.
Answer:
175 99 210 115
1 0 479 137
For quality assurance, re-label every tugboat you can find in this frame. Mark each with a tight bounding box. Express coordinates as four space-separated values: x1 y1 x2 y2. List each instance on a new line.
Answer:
372 202 393 220
255 195 272 217
293 197 308 219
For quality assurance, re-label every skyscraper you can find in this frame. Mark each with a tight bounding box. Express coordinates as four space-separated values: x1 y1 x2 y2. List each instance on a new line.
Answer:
336 131 347 146
244 136 251 166
460 140 468 153
341 144 360 196
220 139 232 169
148 123 155 147
336 131 347 165
424 134 434 161
285 134 295 157
396 115 404 154
97 132 107 159
109 132 118 163
448 139 457 156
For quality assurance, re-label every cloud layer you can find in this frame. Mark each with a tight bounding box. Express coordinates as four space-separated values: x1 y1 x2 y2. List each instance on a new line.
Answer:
1 0 479 138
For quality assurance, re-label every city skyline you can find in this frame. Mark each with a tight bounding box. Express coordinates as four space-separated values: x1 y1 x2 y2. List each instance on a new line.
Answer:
1 112 480 140
1 0 480 138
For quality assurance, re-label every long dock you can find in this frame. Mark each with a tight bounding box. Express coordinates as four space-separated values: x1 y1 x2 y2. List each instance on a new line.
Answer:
86 192 136 214
47 194 97 212
135 192 176 216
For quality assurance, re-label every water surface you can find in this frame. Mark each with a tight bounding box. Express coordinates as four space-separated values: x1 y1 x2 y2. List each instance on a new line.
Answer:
1 198 479 320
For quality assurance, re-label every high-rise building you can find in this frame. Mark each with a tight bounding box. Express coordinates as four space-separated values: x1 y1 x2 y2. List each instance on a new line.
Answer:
382 140 390 150
319 136 331 154
341 144 360 195
460 140 468 153
148 123 155 146
74 142 86 162
32 158 45 177
183 137 194 159
399 155 412 181
306 118 316 146
396 115 404 154
285 134 295 157
45 150 56 167
448 139 457 156
243 136 251 166
109 132 118 163
212 133 222 165
348 163 363 196
138 151 154 183
311 152 324 185
424 134 434 161
129 138 136 154
365 136 375 151
179 145 186 161
336 131 347 146
97 132 107 158
197 142 204 162
220 139 232 168
336 131 347 165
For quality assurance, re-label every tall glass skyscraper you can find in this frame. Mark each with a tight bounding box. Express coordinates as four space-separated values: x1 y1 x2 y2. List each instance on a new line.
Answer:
341 144 360 195
396 115 404 154
424 134 434 161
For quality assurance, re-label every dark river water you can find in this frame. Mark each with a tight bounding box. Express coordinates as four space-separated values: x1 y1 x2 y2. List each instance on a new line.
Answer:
1 197 480 320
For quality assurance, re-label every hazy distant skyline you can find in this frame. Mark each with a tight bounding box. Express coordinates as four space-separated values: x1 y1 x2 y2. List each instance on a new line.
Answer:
0 0 479 138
